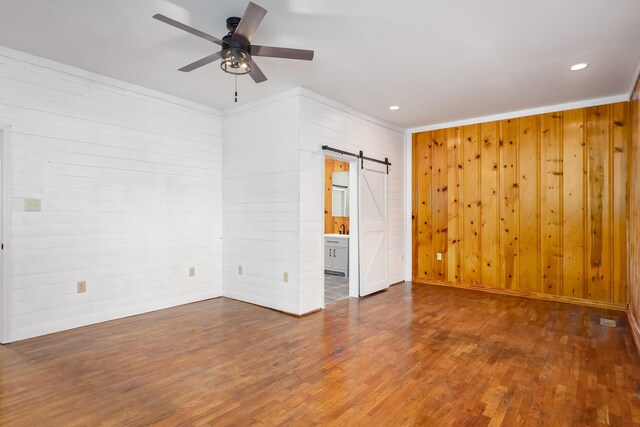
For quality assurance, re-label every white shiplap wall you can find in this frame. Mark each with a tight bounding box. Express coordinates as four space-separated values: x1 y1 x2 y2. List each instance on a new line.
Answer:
222 92 301 314
0 47 223 342
0 45 405 337
223 89 405 316
298 90 405 313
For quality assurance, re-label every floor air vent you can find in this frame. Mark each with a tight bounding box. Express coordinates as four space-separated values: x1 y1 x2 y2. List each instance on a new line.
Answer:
600 318 617 327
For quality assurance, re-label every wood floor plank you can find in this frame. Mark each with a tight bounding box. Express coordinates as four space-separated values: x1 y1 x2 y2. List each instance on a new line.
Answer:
1 283 640 425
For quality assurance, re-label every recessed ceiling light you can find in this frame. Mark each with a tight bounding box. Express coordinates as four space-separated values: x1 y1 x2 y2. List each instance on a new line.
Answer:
389 105 400 110
570 63 588 71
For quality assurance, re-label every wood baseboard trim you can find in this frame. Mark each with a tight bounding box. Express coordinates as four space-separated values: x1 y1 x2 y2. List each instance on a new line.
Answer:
413 279 627 312
627 307 640 354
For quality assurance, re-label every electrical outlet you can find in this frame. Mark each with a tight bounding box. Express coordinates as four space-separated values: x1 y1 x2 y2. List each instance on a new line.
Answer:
77 281 86 293
24 198 41 212
238 265 243 275
436 252 443 261
283 272 289 283
189 266 196 277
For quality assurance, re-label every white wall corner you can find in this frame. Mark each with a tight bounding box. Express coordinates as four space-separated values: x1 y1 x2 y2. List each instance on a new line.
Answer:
222 87 303 117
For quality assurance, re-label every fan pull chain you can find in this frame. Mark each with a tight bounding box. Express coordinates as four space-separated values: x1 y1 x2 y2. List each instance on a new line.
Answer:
235 74 238 103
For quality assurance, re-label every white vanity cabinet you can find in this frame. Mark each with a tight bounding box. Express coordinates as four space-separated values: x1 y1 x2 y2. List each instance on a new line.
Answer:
325 235 349 277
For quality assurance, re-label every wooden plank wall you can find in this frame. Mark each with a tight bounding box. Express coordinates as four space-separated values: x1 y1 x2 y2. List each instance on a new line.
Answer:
324 158 350 234
412 102 629 309
629 75 640 346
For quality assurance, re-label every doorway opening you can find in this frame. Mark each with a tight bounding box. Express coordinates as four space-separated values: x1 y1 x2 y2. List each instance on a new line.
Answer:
323 155 358 305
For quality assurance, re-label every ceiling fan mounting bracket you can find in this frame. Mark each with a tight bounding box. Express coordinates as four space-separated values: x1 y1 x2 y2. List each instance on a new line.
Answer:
226 16 242 32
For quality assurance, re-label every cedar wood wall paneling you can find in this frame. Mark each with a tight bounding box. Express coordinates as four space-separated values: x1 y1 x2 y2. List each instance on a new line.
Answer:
412 102 629 308
629 76 640 346
324 158 350 234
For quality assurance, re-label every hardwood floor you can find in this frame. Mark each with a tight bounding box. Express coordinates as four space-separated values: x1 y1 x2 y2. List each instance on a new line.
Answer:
1 282 640 426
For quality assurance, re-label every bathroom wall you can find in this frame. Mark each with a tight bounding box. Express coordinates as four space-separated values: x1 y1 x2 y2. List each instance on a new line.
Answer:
324 157 350 235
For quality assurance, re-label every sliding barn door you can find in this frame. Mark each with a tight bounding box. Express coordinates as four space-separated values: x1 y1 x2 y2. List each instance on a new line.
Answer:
359 162 388 296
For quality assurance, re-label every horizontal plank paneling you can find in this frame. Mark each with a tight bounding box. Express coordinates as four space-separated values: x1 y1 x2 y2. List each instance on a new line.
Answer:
223 97 301 315
300 95 405 313
324 158 350 235
0 47 223 342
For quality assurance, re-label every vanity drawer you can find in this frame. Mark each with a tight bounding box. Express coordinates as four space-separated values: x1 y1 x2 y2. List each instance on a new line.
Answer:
325 236 349 247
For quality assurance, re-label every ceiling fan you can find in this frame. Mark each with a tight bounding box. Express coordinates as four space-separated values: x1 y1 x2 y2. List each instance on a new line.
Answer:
153 2 314 86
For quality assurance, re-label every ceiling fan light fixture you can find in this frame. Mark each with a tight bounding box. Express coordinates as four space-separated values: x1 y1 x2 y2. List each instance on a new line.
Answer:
154 2 314 91
220 48 251 75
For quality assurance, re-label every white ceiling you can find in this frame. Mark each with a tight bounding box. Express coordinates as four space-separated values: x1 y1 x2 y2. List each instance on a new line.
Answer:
0 0 639 128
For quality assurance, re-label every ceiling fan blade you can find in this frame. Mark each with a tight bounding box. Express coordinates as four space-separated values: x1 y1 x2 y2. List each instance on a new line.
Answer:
178 52 222 72
153 14 223 46
251 45 314 61
231 2 267 44
249 59 267 83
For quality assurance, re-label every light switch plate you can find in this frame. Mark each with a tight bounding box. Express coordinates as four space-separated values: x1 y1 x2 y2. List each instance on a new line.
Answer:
24 198 41 212
189 266 196 277
238 265 243 275
283 272 289 283
77 281 86 293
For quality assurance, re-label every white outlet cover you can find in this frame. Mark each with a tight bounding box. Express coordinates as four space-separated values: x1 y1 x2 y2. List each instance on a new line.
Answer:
24 198 41 212
436 252 443 261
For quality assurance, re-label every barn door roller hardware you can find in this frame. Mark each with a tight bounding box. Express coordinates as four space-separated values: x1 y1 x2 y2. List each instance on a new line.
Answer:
321 145 391 174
